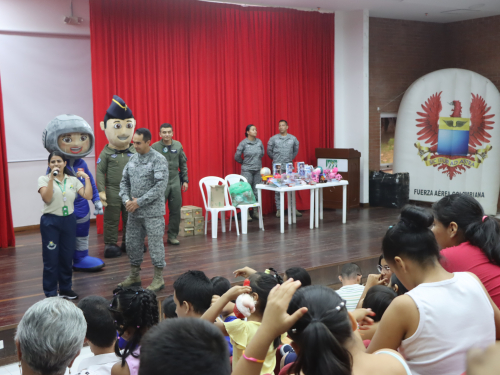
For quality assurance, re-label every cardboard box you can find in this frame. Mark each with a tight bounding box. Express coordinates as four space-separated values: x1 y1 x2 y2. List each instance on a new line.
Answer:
180 218 194 228
178 227 194 237
194 227 204 236
180 206 193 219
187 205 203 217
210 185 226 208
193 217 205 229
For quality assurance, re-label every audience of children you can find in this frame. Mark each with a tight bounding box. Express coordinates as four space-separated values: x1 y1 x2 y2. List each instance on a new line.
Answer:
173 270 213 317
161 295 177 319
366 205 500 375
14 196 500 375
109 287 159 375
234 280 411 375
77 296 119 375
202 272 284 375
432 193 500 307
336 263 365 311
138 318 231 375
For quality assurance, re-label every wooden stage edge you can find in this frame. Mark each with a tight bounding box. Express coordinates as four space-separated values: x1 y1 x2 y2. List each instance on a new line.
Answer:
0 206 399 364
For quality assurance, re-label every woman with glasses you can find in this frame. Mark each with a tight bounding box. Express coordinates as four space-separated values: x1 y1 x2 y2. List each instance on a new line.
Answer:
432 193 500 308
366 205 500 375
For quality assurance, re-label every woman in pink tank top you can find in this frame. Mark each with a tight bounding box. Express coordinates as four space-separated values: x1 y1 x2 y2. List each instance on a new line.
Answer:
366 206 500 375
109 287 159 375
432 193 500 308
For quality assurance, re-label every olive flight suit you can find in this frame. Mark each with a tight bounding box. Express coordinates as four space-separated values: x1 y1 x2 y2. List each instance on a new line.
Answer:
96 144 136 245
151 140 188 240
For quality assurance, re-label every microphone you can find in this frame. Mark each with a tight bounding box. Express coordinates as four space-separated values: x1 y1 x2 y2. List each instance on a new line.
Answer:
52 169 59 177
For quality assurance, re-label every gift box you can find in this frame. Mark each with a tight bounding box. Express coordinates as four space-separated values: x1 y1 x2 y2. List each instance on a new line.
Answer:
178 227 194 237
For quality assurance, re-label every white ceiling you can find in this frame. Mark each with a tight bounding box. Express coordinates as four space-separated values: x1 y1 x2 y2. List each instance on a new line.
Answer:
201 0 500 23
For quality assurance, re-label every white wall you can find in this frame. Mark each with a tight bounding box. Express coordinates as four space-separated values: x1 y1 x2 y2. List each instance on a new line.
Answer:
334 9 369 203
1 0 94 227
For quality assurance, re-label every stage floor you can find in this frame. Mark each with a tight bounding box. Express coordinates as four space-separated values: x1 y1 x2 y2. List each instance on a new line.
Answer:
1 206 398 328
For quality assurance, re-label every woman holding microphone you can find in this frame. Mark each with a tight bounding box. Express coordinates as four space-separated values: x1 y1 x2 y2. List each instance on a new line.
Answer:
235 124 265 221
38 151 93 299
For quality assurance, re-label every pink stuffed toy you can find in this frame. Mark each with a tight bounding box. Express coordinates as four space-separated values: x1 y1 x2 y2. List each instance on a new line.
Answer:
332 167 338 174
233 279 256 319
311 169 321 183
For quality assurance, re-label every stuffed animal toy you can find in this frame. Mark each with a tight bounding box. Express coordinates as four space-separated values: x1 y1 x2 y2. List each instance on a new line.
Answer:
311 169 321 183
233 279 256 319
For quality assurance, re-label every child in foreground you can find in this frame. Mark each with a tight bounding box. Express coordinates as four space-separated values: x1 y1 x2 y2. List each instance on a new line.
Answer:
202 272 284 375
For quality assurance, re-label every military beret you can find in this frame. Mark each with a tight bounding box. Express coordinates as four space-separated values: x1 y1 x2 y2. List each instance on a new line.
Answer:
106 95 133 119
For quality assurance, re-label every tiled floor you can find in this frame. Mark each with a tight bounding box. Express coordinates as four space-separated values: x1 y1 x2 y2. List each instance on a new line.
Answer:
0 346 93 375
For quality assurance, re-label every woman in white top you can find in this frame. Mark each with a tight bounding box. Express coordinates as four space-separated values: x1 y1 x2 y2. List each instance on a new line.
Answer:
367 206 500 375
38 151 92 299
232 280 411 375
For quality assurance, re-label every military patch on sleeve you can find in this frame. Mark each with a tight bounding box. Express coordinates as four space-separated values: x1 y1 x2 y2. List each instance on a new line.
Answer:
97 158 101 164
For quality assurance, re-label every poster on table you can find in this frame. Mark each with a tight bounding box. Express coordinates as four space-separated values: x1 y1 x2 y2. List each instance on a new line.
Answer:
393 68 500 214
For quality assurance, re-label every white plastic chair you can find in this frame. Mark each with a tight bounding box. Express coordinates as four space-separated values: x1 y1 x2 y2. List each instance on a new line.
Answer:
199 177 240 239
224 174 264 234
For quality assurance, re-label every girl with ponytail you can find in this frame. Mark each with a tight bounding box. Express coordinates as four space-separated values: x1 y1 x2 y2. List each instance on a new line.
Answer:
432 193 500 307
110 286 159 375
233 280 411 375
367 205 500 375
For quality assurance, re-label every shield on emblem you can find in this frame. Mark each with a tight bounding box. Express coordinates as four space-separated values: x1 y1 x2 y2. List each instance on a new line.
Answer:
437 117 470 156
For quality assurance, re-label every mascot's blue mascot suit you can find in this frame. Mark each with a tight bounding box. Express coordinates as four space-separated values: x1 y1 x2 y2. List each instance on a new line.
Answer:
42 115 105 271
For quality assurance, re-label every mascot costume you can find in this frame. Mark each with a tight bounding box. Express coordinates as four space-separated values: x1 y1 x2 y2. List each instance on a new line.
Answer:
96 95 136 258
42 115 105 271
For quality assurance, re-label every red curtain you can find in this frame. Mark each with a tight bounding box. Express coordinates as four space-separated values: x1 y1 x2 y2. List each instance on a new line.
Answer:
90 0 334 231
0 73 15 247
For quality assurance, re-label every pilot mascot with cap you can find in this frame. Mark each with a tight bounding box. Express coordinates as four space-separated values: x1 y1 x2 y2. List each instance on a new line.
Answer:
96 96 137 258
42 115 105 271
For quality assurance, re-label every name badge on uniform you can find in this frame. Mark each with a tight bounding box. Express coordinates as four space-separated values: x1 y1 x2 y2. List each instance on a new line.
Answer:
163 147 168 153
171 149 178 153
111 154 117 158
62 206 69 216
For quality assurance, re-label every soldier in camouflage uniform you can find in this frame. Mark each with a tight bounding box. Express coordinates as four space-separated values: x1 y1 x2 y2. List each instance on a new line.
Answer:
119 128 169 292
96 95 136 258
267 120 301 217
235 124 264 221
151 123 188 245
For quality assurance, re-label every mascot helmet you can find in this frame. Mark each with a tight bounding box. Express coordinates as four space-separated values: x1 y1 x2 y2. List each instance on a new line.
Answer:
42 114 95 159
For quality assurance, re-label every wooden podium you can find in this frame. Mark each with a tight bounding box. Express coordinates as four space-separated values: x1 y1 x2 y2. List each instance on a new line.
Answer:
315 148 361 210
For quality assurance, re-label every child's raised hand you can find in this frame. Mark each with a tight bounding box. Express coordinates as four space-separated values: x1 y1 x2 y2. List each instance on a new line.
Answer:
260 278 308 338
211 295 220 307
351 308 376 330
224 285 252 301
233 266 257 278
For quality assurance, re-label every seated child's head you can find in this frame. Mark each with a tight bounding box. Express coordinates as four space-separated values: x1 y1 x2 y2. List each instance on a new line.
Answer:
248 272 281 348
287 285 354 375
110 286 159 365
211 276 231 297
161 295 177 319
139 318 230 375
390 274 409 296
284 267 311 287
77 295 116 351
338 263 362 286
173 270 213 318
361 285 397 322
